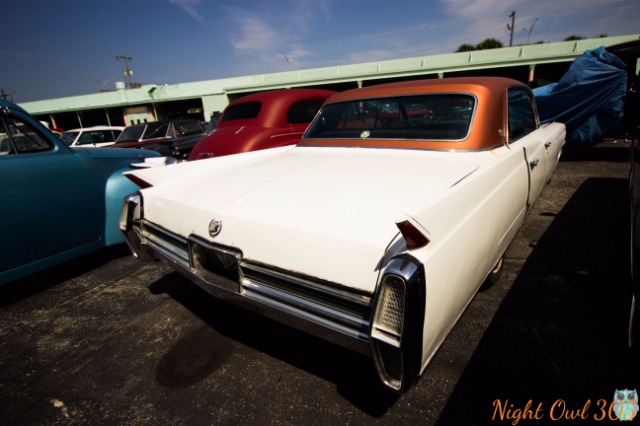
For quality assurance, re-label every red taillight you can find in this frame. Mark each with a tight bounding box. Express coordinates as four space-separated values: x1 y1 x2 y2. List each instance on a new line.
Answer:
396 220 429 250
126 173 153 189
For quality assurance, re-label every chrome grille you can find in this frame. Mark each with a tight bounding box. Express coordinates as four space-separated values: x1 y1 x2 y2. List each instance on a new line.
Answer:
241 261 372 341
139 221 373 344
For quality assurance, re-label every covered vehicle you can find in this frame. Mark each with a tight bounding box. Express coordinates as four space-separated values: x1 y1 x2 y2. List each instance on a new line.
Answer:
186 88 335 161
0 100 159 285
533 46 628 149
120 77 565 392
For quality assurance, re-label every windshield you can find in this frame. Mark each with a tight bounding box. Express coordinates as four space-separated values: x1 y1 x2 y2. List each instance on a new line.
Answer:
59 131 80 145
116 126 145 143
305 94 474 141
142 122 168 140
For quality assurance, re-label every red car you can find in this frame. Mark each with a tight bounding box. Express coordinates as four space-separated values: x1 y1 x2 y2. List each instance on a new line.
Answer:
187 88 335 160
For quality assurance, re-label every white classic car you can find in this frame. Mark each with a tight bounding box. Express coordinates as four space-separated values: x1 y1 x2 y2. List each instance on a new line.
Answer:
120 77 565 392
59 125 124 147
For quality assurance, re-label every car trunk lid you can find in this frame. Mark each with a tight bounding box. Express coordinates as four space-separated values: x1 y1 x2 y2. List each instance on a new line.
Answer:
140 147 478 292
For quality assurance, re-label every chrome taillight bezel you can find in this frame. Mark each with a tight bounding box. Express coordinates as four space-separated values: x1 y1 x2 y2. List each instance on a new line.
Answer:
370 256 425 392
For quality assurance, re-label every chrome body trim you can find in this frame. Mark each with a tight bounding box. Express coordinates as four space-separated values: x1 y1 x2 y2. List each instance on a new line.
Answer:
132 220 374 355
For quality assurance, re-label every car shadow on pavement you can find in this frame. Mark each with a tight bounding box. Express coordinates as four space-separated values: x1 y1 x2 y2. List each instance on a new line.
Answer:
560 141 631 163
148 273 400 417
0 244 132 308
435 174 637 425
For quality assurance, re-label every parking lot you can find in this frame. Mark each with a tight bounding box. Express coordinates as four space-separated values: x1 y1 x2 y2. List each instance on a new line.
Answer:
1 141 637 425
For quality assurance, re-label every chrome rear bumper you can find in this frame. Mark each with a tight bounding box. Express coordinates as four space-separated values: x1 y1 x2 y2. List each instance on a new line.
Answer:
120 192 425 392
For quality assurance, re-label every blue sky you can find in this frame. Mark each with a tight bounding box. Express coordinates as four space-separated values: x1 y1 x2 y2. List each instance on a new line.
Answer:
1 0 638 103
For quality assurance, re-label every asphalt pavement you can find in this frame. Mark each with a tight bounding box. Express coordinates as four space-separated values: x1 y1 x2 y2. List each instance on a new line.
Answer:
1 141 637 425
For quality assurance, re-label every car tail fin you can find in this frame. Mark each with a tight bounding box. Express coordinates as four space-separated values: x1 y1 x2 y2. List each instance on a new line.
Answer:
396 220 430 250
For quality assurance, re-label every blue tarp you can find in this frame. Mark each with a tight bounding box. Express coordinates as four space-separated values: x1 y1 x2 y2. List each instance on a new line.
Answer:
533 47 628 149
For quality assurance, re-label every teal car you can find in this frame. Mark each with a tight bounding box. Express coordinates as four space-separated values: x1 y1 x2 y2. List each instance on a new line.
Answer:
0 100 160 285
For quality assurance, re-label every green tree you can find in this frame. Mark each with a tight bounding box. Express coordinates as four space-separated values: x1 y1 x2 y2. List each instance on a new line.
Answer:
456 44 476 52
476 38 504 50
564 35 585 41
455 38 504 53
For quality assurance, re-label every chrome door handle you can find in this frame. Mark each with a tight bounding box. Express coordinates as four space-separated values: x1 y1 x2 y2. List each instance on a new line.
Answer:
530 158 539 169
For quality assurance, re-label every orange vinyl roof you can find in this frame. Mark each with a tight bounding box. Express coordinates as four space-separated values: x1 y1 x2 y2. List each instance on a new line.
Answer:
300 77 526 151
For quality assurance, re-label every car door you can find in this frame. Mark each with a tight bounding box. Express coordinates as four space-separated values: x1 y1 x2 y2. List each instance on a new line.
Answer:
0 108 101 274
536 122 566 184
507 87 548 207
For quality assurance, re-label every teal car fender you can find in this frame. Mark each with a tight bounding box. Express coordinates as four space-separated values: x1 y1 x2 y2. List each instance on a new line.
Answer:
103 165 150 245
71 147 161 246
0 99 160 285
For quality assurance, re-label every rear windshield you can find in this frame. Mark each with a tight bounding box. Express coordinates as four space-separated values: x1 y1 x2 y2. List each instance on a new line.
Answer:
305 94 474 141
221 102 261 122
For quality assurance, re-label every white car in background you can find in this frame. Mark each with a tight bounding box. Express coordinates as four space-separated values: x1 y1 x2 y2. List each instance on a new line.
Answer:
60 125 124 147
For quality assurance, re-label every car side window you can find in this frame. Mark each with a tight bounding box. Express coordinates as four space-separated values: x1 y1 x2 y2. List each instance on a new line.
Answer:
222 102 261 122
286 99 325 124
78 131 97 145
508 87 537 143
176 121 205 136
0 114 53 155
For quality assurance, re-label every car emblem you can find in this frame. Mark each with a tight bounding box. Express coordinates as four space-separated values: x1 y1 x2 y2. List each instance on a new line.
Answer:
208 219 222 237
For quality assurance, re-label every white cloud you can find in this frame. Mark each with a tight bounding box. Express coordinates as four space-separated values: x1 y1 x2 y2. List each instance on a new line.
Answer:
289 0 330 32
227 0 329 63
168 0 204 22
438 0 518 19
230 16 281 52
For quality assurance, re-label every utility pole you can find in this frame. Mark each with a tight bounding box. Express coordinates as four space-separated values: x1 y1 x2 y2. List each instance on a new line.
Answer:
507 11 516 47
115 55 135 88
0 89 14 101
526 18 539 45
